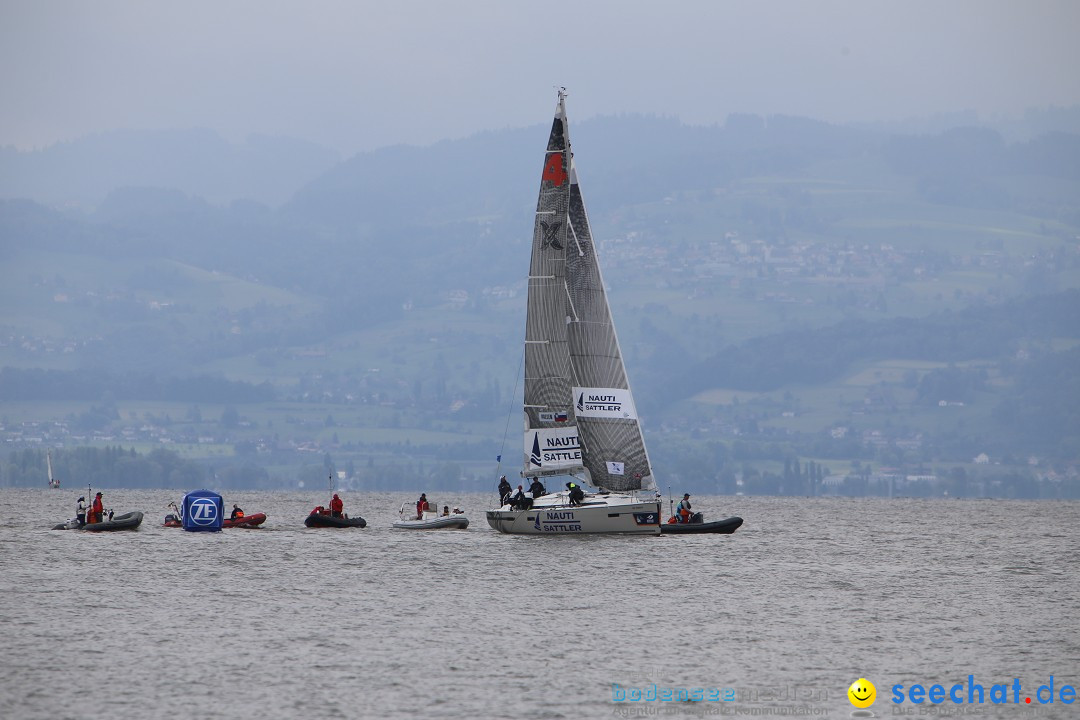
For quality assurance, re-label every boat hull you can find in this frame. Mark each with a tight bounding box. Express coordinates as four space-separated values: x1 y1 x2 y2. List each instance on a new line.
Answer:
486 492 661 535
660 516 743 535
304 514 366 528
79 511 143 532
224 513 266 528
393 516 469 530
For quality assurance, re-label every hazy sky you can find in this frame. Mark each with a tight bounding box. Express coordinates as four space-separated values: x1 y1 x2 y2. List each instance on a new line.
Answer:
2 0 1078 154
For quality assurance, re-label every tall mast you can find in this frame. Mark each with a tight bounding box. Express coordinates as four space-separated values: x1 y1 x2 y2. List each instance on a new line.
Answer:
520 87 584 479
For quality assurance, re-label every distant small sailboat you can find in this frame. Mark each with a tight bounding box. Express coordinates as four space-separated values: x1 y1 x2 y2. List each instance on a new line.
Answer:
47 450 60 489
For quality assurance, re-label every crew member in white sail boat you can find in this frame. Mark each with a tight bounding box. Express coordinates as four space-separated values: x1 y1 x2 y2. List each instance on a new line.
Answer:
529 477 547 498
566 482 584 505
510 485 531 510
498 476 512 504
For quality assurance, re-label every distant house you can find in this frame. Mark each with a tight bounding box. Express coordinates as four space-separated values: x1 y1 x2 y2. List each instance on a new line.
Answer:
973 453 990 464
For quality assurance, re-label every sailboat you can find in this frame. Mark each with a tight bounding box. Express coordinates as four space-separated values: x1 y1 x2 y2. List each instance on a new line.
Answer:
47 450 60 489
486 90 663 535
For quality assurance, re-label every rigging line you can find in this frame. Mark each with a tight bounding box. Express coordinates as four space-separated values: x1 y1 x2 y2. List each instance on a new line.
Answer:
567 218 586 257
495 342 525 483
563 282 580 323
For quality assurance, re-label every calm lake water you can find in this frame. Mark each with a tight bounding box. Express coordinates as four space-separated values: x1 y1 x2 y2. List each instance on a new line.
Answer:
2 489 1077 720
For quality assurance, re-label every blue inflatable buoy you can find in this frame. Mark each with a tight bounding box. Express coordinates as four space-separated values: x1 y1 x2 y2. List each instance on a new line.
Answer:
182 490 223 532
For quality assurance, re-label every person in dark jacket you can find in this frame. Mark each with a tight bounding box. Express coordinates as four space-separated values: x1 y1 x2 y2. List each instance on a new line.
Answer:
510 485 532 510
529 478 547 498
497 476 512 504
566 482 584 506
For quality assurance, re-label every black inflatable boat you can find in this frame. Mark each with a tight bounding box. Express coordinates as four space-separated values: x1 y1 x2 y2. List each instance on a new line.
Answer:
304 513 366 528
660 515 743 535
53 511 144 531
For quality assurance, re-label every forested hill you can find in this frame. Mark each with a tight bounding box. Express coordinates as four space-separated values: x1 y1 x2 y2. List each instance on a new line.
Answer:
683 290 1080 394
3 110 1080 488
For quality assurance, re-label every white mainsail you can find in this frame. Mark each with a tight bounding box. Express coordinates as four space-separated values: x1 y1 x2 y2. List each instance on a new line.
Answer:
521 91 584 479
520 90 654 492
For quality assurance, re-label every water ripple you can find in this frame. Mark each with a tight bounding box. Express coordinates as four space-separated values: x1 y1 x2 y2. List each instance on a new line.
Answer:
1 491 1077 719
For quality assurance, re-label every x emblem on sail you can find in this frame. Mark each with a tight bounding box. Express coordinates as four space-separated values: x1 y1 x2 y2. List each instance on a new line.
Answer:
542 152 567 187
540 221 563 250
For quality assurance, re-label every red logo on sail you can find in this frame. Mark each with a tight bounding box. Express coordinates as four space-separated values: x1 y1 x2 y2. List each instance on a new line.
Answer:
542 152 567 187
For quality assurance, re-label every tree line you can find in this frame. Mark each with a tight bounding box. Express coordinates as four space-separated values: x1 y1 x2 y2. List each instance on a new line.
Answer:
0 368 274 403
0 446 206 489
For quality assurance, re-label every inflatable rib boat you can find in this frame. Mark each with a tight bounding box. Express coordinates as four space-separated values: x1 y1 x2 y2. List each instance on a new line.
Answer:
660 515 742 535
53 511 144 532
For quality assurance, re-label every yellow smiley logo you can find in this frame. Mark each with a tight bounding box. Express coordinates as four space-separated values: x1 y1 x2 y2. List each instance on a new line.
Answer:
848 678 876 708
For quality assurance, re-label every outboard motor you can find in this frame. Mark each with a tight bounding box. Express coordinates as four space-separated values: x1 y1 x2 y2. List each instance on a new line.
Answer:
182 490 223 532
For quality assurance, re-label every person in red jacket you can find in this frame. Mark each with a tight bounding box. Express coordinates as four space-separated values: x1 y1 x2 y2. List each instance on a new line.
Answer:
330 494 344 518
416 493 429 520
90 492 104 524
